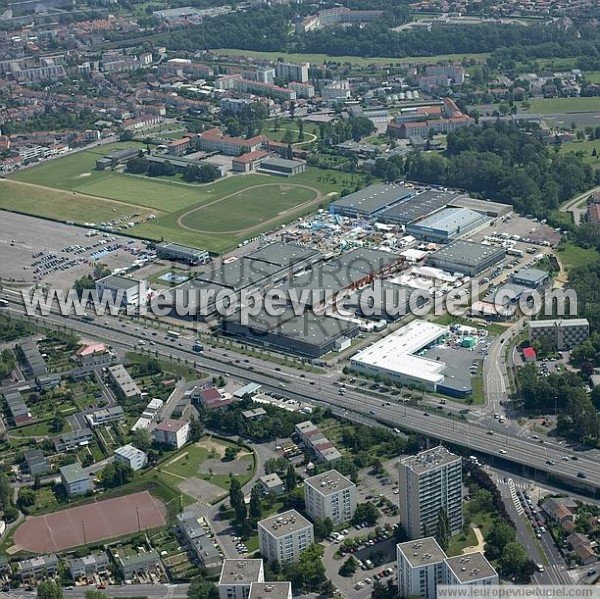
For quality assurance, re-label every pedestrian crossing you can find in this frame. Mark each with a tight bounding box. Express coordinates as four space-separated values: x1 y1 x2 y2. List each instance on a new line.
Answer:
496 476 524 514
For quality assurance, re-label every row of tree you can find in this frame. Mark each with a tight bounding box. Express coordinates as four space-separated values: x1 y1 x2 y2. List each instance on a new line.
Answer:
371 121 598 217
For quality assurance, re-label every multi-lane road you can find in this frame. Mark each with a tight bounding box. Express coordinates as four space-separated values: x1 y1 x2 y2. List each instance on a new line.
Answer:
4 289 600 494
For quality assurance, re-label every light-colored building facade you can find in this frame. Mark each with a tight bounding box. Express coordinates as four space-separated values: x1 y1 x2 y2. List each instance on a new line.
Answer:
114 444 148 471
397 538 498 599
60 462 92 497
152 419 190 449
68 552 110 579
304 470 357 525
218 559 265 599
95 274 142 307
398 446 463 540
258 510 314 564
529 318 589 350
275 62 309 83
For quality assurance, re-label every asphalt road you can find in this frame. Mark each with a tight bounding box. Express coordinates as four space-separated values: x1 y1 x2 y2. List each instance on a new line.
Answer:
9 583 189 598
4 290 600 493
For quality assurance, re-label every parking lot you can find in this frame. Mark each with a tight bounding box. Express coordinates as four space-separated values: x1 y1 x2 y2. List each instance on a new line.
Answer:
0 212 153 288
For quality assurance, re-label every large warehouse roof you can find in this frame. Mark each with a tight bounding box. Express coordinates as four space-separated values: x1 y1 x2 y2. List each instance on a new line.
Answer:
330 183 413 216
351 320 448 384
428 239 505 269
409 207 487 235
378 189 459 225
246 242 322 268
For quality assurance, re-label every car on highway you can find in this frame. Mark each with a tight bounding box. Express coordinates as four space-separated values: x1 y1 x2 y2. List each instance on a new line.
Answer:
577 472 587 478
498 449 507 454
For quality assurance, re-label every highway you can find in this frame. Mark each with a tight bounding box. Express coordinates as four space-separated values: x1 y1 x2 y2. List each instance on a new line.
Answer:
4 290 600 493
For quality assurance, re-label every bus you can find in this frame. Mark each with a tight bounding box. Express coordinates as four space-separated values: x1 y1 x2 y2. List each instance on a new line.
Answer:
166 330 181 339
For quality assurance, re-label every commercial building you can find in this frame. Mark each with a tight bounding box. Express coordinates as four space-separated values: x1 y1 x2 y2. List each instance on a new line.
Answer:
427 240 506 277
95 274 143 307
350 321 449 392
329 183 413 218
68 552 110 580
95 148 139 170
512 268 549 289
53 427 94 452
275 62 309 83
258 510 314 564
18 554 59 579
23 449 51 476
222 309 360 359
529 318 590 350
378 189 460 227
397 538 497 599
156 242 209 265
449 196 512 218
108 364 141 398
115 444 148 471
86 406 124 428
116 549 161 579
60 462 92 497
218 559 265 599
304 469 357 525
397 446 463 540
248 582 292 599
153 418 190 449
406 207 489 243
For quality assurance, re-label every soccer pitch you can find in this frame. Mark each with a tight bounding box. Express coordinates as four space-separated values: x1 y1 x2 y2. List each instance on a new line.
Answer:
0 144 352 253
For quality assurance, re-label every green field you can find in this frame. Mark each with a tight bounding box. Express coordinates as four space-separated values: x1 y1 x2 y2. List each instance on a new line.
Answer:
527 97 600 115
213 48 490 66
559 138 600 167
556 241 600 271
2 142 353 253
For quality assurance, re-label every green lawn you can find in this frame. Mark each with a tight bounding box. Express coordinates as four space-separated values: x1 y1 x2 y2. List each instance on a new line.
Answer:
527 97 600 115
180 183 317 232
3 138 360 253
556 241 600 271
26 486 60 516
583 71 600 84
159 444 210 479
559 138 600 167
213 48 490 66
10 419 64 437
0 180 135 223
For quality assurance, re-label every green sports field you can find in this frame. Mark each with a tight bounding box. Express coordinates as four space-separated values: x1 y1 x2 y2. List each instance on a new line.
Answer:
527 97 600 115
1 142 357 253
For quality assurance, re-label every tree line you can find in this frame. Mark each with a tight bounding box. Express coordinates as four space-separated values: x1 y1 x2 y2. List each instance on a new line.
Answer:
371 121 597 217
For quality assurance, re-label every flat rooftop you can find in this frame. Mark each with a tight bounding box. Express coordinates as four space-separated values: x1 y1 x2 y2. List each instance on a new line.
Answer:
97 274 140 290
397 537 446 567
219 559 263 585
529 318 589 328
196 258 281 291
429 239 505 268
258 510 311 538
378 189 458 225
449 195 512 217
330 183 413 216
351 320 448 384
248 582 291 599
401 445 461 474
513 267 548 284
445 553 497 583
246 242 321 269
304 469 355 494
410 207 487 233
157 242 207 255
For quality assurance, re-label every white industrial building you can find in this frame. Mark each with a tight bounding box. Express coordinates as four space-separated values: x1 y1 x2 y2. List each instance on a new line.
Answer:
95 274 144 307
349 321 449 391
304 470 357 525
